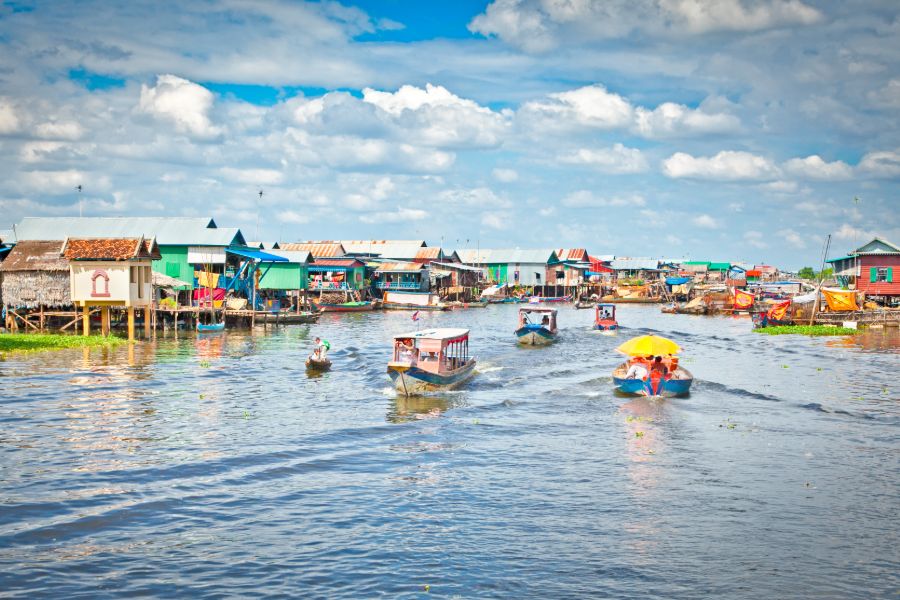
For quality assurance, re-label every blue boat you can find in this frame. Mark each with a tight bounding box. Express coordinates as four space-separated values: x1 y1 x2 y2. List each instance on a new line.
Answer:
388 328 476 396
612 361 693 397
515 307 558 345
197 322 225 333
593 303 618 333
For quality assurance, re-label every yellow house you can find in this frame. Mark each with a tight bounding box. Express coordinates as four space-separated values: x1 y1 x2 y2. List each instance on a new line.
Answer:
63 237 161 340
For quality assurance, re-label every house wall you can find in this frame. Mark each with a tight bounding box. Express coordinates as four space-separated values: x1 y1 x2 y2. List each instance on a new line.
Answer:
70 260 152 306
154 245 193 285
858 255 900 296
505 263 548 286
258 263 307 290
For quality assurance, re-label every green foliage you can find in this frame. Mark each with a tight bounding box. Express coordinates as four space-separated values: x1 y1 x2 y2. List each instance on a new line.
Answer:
754 325 858 336
797 266 834 280
0 333 125 354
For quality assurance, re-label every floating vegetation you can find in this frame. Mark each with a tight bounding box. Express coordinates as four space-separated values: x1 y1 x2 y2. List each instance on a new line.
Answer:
754 325 858 336
0 333 124 354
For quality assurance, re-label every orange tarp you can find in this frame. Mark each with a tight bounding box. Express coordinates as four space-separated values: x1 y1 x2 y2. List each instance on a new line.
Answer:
822 289 858 312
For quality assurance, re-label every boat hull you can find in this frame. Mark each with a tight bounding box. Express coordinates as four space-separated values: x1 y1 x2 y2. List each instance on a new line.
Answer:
593 320 619 334
612 364 693 397
515 325 556 345
318 302 374 313
258 311 321 324
306 357 332 371
197 322 225 333
529 295 572 304
382 302 448 311
388 360 477 395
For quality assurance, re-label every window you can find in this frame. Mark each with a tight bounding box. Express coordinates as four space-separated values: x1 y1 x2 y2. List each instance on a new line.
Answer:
871 267 893 283
555 270 565 280
535 272 541 282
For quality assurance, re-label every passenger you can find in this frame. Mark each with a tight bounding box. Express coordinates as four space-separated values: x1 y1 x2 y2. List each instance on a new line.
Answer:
625 359 649 380
651 355 668 376
541 315 550 326
314 336 330 360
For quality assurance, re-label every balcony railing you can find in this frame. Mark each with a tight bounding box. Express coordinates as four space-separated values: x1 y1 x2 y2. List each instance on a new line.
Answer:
376 281 421 290
309 281 351 290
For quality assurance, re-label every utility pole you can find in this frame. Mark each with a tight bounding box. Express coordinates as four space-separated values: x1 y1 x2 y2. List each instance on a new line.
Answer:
77 185 83 217
256 189 263 241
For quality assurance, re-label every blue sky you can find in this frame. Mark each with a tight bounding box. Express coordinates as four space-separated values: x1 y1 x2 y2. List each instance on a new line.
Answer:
0 0 898 267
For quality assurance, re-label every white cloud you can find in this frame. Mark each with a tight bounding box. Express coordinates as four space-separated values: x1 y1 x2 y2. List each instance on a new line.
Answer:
663 151 779 180
138 74 221 139
562 191 646 208
22 169 110 194
526 85 634 129
783 155 853 180
219 167 285 185
634 101 740 138
359 207 428 223
778 228 807 249
867 78 900 109
468 0 822 51
834 223 875 241
482 212 510 230
761 180 801 193
560 144 649 173
744 230 767 249
858 150 900 179
692 214 720 229
439 186 512 208
492 167 519 182
0 100 20 134
34 120 85 141
279 210 309 224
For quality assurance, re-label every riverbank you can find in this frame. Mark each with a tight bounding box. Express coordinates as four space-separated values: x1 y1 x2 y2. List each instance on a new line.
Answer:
0 333 125 354
753 325 859 336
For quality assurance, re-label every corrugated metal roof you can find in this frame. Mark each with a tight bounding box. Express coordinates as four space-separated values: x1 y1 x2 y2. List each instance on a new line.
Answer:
430 261 485 272
280 242 346 257
266 249 312 264
610 258 659 270
414 247 442 260
13 217 242 246
63 237 161 260
555 248 588 261
375 262 427 273
852 237 900 255
310 258 364 268
341 240 427 260
0 240 68 272
458 249 559 264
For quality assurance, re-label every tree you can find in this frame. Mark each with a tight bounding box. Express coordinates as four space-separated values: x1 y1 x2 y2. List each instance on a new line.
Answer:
798 267 815 279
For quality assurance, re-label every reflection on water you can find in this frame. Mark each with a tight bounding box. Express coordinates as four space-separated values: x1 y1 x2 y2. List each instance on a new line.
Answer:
0 305 897 598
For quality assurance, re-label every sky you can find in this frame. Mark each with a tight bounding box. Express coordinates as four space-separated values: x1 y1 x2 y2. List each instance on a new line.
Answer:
0 0 898 268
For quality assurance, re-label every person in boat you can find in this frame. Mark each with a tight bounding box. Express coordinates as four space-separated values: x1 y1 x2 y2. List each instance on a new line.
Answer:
541 315 550 326
314 337 331 360
625 359 649 380
650 356 668 376
396 339 416 362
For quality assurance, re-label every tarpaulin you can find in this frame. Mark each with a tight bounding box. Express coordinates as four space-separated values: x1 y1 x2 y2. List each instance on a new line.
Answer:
767 300 791 321
733 289 755 309
822 288 858 312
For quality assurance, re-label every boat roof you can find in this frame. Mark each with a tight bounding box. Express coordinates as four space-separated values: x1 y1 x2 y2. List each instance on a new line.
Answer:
519 306 557 313
598 303 615 307
393 328 470 342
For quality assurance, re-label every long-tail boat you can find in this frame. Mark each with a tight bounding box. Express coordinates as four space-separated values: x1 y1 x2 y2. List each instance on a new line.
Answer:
515 306 558 345
387 328 477 396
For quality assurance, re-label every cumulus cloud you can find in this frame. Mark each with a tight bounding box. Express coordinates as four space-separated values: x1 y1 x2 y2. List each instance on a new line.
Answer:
34 121 85 141
469 0 822 51
782 155 853 180
0 99 21 134
521 84 738 138
559 144 649 173
857 150 900 179
482 212 510 230
834 223 875 241
219 167 285 186
439 187 512 209
138 74 222 139
744 230 768 249
692 214 720 229
663 150 779 180
562 191 646 208
778 228 807 248
867 78 900 109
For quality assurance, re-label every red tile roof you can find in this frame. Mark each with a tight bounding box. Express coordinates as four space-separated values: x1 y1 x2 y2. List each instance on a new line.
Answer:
63 237 161 261
556 248 589 261
280 242 345 257
312 258 364 268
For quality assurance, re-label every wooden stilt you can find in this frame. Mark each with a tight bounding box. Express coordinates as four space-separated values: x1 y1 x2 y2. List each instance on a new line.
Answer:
144 307 151 338
101 306 110 336
82 304 90 336
127 306 135 341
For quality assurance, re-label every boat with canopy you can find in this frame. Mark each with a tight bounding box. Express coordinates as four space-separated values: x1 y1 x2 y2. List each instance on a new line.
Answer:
593 303 618 333
611 335 693 397
387 328 476 395
515 306 558 345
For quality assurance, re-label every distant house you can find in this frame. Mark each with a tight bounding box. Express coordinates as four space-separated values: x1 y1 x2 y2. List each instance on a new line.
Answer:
13 217 245 289
610 257 660 280
458 249 561 286
306 258 366 291
340 240 426 261
827 237 900 300
0 240 70 311
279 242 346 258
554 248 591 286
258 250 312 292
374 262 430 291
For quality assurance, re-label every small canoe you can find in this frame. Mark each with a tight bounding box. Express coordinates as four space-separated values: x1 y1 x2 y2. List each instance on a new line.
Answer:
528 295 572 303
318 301 375 313
612 362 693 397
574 301 594 309
306 356 332 371
197 322 225 333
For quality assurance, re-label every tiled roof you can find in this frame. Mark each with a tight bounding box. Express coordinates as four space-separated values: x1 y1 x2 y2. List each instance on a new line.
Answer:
280 242 346 257
375 262 427 273
556 248 588 261
414 247 442 260
0 240 68 272
63 237 161 261
341 240 427 260
311 258 364 268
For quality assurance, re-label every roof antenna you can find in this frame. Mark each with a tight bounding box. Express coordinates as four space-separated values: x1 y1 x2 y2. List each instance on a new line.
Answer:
256 189 263 241
76 185 83 217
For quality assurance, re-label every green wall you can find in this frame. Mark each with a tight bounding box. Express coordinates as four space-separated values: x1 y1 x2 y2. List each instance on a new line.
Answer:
259 263 308 290
154 245 193 288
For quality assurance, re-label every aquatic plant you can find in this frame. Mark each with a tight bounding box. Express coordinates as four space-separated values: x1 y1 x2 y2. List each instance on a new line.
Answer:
0 333 125 354
754 325 858 336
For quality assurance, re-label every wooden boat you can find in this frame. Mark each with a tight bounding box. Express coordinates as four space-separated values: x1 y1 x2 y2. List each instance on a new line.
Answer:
515 306 558 345
197 321 225 333
257 310 321 324
574 300 594 309
305 356 332 371
593 303 618 333
601 296 662 304
528 295 572 304
382 291 448 311
612 361 693 397
317 301 375 313
387 328 476 396
447 300 489 309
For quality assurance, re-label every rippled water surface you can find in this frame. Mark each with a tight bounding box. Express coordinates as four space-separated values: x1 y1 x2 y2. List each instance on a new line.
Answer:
1 305 898 598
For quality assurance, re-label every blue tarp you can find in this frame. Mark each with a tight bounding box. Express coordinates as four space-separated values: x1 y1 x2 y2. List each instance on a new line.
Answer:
666 276 691 285
226 247 288 262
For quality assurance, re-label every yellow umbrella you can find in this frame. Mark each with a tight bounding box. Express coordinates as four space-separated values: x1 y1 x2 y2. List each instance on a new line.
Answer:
616 335 681 357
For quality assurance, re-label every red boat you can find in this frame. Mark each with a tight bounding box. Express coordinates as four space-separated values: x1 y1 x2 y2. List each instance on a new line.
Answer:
594 303 618 333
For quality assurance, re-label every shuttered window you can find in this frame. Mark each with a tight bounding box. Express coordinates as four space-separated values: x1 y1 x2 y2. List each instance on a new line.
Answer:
870 267 877 282
888 267 894 283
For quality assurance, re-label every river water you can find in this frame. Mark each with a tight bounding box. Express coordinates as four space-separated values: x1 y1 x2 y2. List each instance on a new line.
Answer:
1 304 897 598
